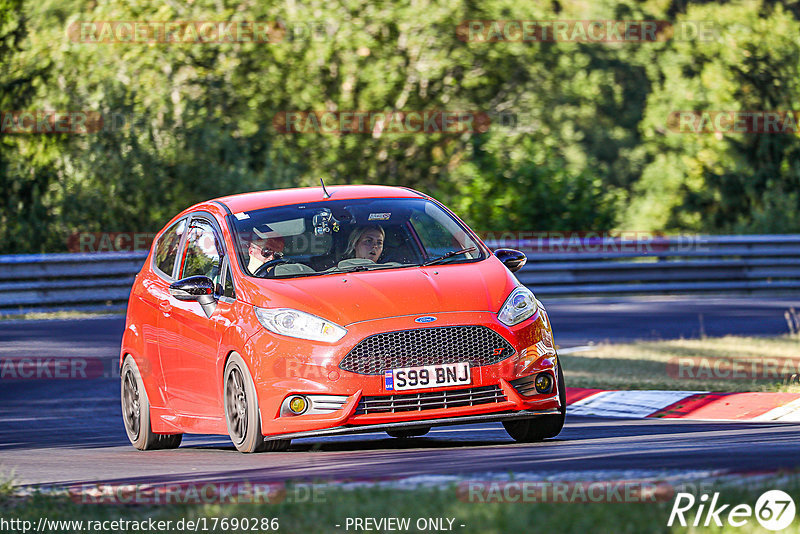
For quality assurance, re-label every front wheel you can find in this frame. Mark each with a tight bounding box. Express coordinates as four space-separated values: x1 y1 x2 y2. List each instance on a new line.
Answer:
503 358 566 442
224 354 290 453
121 356 182 450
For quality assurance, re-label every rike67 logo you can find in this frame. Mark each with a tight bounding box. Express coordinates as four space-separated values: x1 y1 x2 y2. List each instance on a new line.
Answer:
668 490 796 531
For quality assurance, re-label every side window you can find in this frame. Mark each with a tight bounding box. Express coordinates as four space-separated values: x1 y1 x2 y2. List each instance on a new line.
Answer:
410 207 479 260
180 219 224 287
223 264 236 299
154 219 186 278
410 212 458 257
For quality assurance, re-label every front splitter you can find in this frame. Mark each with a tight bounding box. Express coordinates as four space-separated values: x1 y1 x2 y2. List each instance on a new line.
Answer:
263 409 561 441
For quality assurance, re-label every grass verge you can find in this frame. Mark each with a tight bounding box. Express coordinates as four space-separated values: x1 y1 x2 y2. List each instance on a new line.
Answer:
1 475 799 533
560 335 800 392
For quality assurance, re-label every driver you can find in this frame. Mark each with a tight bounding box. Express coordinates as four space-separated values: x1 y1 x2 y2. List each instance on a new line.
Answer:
247 236 285 274
344 226 384 262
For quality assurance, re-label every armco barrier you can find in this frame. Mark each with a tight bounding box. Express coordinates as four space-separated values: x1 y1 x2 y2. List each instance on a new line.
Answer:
1 235 799 314
490 234 800 295
0 251 147 313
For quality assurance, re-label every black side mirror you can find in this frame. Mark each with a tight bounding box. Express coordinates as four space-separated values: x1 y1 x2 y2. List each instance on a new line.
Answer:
169 275 217 317
494 248 527 273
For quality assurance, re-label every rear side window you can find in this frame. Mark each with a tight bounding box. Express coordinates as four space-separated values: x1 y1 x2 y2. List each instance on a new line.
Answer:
154 219 186 278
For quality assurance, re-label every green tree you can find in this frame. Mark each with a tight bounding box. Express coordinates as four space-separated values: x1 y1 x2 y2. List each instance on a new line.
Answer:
630 0 800 233
0 0 58 252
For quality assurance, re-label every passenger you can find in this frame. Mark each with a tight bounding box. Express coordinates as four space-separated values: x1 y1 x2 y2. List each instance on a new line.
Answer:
344 226 385 262
247 236 285 274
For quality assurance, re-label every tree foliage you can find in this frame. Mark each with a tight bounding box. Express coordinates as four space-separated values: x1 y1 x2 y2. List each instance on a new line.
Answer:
0 0 799 253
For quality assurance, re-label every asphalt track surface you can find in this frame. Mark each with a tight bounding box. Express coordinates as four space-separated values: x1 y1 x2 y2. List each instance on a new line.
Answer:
1 296 799 488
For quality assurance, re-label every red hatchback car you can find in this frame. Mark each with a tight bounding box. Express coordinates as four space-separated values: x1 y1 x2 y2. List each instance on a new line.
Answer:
120 185 565 452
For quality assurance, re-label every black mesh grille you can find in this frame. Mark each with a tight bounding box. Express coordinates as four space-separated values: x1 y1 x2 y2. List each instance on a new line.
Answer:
510 375 538 396
339 326 515 375
510 373 554 396
356 385 506 415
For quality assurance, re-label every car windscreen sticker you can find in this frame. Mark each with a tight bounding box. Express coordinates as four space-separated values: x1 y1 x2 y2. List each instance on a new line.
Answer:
233 212 250 220
368 212 391 221
384 369 394 390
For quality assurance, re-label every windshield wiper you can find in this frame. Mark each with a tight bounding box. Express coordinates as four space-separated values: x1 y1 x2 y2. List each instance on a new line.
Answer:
423 247 477 266
326 262 411 274
338 265 370 273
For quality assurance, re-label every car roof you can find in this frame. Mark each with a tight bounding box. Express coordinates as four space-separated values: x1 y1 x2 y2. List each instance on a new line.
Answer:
213 185 426 213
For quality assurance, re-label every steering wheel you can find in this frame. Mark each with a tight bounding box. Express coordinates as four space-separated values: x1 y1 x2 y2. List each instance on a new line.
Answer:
253 258 292 278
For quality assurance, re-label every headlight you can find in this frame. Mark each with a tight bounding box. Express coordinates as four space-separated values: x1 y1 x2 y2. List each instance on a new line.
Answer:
498 286 538 326
254 307 347 342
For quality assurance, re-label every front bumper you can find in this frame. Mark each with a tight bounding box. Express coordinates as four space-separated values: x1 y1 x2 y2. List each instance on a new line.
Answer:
248 310 560 438
260 373 561 438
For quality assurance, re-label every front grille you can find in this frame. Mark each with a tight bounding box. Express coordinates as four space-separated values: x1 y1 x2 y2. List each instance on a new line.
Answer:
356 385 507 415
339 325 515 375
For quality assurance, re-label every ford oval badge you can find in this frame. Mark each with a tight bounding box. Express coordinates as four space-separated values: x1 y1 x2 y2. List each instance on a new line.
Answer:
415 316 437 323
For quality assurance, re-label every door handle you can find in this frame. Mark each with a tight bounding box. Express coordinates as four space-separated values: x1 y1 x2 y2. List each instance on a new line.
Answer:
159 301 172 315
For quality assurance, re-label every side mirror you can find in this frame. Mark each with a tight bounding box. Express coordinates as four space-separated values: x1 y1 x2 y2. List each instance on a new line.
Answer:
494 248 527 273
169 275 217 317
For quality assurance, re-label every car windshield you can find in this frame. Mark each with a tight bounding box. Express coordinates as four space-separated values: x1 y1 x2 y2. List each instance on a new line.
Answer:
229 197 485 279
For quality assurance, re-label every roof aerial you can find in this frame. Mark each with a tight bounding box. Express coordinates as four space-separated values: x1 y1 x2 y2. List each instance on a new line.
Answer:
320 177 331 199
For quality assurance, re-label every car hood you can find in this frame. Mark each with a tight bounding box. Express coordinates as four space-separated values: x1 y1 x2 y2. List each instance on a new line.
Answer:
241 258 518 326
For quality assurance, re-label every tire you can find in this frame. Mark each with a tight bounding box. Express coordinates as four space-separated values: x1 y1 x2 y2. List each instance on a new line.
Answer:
121 356 183 450
503 358 566 443
224 353 290 453
386 427 431 439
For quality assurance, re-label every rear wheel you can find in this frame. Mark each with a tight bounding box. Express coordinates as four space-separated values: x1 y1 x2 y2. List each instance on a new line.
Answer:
121 356 182 450
224 354 290 453
386 427 431 439
503 359 566 442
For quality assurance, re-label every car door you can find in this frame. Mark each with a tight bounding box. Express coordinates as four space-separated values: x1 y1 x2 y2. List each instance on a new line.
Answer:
147 217 188 407
161 214 227 418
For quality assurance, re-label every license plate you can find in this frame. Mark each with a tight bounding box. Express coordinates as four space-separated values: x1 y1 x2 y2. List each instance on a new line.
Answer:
384 362 471 391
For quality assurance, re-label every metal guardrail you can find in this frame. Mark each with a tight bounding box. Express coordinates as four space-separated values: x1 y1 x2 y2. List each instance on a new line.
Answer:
493 234 800 296
0 251 147 313
1 235 799 314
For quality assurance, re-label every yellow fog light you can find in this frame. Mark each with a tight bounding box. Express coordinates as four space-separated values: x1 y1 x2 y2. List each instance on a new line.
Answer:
288 395 308 414
535 373 553 394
